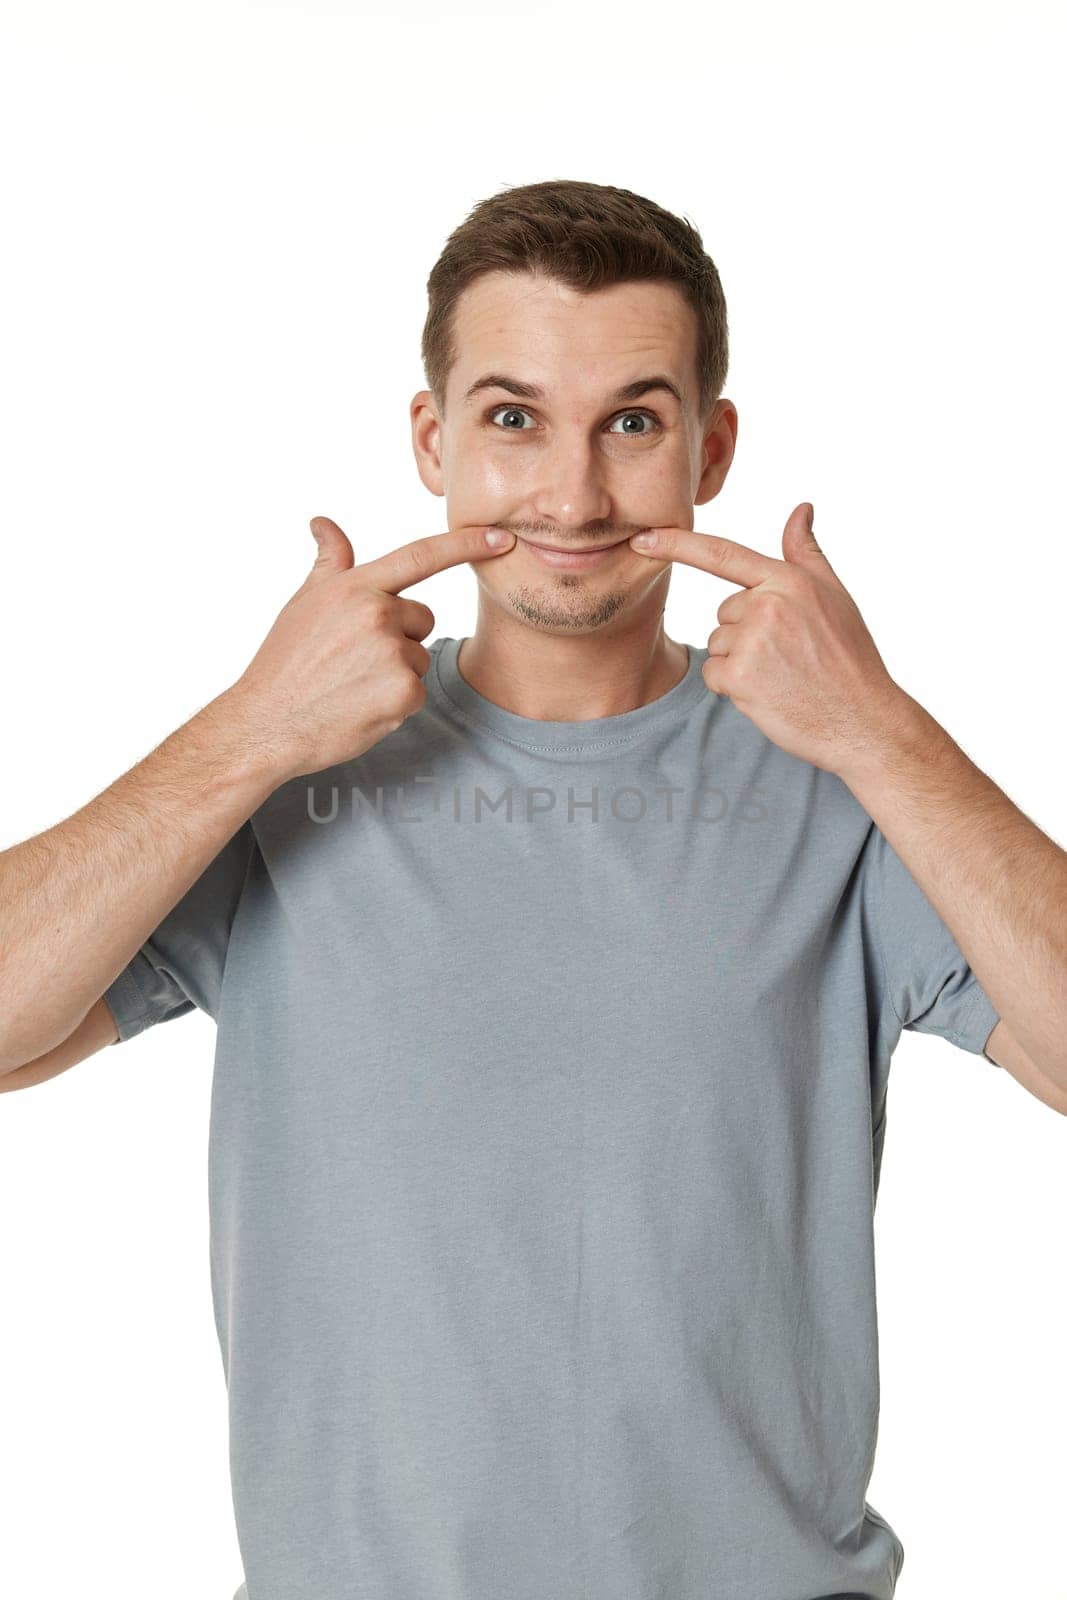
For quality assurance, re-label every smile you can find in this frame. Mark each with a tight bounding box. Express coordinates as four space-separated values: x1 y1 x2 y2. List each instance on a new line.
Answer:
520 538 628 570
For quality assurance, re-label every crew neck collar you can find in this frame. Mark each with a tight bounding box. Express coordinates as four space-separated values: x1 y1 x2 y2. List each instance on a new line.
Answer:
429 636 709 755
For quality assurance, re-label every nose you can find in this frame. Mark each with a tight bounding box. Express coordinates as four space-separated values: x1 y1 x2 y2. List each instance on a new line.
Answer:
528 436 614 533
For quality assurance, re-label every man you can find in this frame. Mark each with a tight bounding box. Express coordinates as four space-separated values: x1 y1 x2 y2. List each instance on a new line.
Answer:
3 179 1065 1600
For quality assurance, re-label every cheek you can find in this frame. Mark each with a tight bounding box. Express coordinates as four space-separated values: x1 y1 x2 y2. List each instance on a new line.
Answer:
446 448 514 509
641 452 691 497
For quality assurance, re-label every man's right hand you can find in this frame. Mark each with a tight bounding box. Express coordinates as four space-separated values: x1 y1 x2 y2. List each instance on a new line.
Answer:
221 517 515 783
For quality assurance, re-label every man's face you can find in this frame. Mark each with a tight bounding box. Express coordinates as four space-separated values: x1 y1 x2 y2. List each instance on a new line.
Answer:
410 269 737 636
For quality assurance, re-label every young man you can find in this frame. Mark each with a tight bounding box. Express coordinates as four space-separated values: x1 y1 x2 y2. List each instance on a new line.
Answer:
4 178 1065 1600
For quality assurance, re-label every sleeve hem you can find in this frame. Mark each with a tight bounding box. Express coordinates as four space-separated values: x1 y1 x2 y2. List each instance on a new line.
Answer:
101 962 154 1042
930 977 1000 1055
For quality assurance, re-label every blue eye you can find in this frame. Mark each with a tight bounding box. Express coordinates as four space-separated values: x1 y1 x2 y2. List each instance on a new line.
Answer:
485 405 662 437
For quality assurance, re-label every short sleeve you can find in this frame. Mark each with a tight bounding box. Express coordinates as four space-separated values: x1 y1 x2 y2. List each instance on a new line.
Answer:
859 821 1000 1057
102 819 257 1044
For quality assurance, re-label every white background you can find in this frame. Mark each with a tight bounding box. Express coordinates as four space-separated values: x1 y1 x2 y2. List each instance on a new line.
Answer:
1 1 1065 1596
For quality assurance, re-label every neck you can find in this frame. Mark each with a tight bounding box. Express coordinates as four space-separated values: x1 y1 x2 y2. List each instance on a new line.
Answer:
455 614 690 723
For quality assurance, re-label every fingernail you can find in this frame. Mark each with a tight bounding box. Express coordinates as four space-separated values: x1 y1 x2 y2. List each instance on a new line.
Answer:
485 528 513 547
631 531 657 549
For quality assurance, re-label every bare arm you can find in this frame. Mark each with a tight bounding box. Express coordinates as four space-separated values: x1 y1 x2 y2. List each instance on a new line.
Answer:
841 695 1067 1096
984 1017 1067 1117
0 688 283 1075
0 995 119 1092
0 516 512 1078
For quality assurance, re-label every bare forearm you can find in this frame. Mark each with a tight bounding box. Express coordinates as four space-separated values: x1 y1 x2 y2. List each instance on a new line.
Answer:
841 691 1067 1089
0 686 285 1071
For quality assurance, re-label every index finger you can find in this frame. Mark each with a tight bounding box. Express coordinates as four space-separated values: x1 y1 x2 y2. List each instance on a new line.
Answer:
629 527 780 589
358 525 516 595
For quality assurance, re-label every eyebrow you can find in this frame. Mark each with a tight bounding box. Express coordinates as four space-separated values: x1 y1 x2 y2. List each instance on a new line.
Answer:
462 372 685 408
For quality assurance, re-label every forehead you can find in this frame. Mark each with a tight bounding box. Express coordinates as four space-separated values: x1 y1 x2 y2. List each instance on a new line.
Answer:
448 270 697 406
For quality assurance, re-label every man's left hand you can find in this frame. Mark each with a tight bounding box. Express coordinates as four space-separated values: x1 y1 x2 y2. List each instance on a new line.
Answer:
629 502 912 777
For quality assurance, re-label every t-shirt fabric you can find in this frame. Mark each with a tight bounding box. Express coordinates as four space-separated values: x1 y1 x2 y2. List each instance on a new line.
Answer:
103 635 1000 1600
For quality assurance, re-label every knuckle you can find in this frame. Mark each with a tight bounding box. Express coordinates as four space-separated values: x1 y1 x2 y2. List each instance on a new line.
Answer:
358 591 392 630
405 538 434 581
392 672 426 720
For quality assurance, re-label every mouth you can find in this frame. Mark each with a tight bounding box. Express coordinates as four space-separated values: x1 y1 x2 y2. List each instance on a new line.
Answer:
518 536 631 570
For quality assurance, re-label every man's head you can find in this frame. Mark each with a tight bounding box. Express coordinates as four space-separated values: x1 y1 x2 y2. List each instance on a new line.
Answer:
410 178 737 637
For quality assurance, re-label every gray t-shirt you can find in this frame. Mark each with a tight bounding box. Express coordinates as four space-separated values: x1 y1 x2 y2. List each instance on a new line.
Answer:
103 635 999 1600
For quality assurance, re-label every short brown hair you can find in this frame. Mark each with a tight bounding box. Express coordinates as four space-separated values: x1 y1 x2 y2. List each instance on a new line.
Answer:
421 178 729 424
